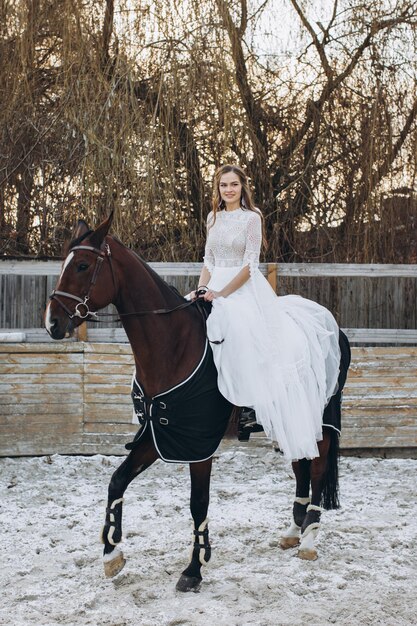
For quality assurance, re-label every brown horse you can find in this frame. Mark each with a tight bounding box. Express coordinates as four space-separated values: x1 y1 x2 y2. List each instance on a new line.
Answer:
45 213 350 591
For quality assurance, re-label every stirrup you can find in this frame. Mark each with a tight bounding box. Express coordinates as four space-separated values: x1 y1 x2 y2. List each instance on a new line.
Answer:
238 407 264 442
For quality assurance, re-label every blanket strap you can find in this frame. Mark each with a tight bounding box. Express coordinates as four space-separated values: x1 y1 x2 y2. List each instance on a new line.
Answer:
132 389 170 426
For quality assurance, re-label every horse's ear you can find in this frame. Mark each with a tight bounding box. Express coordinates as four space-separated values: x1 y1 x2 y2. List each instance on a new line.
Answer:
89 211 114 249
63 219 90 255
73 219 90 240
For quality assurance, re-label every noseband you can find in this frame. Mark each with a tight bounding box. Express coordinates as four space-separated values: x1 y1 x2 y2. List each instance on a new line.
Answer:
49 243 116 322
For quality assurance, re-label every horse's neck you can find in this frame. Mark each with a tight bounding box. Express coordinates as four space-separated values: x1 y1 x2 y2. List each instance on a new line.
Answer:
113 246 205 396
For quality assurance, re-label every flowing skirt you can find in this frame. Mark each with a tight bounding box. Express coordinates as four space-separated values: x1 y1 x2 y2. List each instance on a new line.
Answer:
207 266 341 461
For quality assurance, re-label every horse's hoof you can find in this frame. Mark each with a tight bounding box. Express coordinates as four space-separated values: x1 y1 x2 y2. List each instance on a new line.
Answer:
175 574 202 592
297 548 318 561
103 551 126 577
280 536 300 550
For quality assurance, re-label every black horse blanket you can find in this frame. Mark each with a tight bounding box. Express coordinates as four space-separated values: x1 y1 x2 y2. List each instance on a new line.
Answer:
126 341 233 463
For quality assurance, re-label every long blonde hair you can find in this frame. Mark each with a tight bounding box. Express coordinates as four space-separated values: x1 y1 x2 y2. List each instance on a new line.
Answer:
210 164 266 247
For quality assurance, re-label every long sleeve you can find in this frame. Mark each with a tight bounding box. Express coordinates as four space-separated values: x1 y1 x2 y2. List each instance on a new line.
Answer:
203 212 215 274
242 211 262 274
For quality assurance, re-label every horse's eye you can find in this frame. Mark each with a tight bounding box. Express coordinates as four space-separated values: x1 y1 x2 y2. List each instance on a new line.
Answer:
77 263 89 273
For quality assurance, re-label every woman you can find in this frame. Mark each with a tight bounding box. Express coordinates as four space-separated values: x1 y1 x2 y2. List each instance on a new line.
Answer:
190 164 340 461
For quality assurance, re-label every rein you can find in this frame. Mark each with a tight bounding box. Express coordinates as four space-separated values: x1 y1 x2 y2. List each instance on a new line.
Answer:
49 242 211 326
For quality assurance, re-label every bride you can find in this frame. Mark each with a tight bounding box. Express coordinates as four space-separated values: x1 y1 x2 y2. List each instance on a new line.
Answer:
190 164 341 461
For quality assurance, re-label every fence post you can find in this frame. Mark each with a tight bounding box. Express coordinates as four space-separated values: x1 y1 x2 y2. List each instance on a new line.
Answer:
267 263 277 293
77 322 88 342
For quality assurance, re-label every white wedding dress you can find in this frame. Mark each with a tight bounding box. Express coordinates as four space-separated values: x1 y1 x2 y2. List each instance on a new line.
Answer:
204 208 341 461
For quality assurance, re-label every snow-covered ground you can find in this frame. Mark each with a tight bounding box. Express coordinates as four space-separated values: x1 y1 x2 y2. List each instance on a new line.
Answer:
1 441 416 626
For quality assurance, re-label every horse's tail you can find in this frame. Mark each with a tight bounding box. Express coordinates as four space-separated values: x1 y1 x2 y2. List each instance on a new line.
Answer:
321 427 340 510
321 328 351 510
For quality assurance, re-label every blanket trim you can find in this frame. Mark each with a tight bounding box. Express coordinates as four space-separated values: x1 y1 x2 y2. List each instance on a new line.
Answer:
131 341 221 464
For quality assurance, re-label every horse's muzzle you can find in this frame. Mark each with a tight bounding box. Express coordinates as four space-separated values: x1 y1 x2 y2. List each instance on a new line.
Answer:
45 302 75 340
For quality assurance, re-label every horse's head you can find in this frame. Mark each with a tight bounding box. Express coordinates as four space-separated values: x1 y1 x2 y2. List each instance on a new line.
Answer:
45 212 116 339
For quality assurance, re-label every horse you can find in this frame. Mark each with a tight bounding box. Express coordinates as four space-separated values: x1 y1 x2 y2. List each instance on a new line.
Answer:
45 212 350 591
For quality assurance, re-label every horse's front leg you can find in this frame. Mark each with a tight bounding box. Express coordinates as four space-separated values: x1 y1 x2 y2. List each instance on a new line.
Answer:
101 433 158 577
280 458 311 550
176 458 212 592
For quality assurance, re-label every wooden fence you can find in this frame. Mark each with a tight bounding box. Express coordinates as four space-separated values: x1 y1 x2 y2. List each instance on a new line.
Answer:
1 261 417 343
1 260 416 456
1 342 416 456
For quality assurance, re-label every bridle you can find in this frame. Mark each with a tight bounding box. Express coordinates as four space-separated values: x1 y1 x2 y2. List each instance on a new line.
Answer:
49 243 117 322
49 241 209 323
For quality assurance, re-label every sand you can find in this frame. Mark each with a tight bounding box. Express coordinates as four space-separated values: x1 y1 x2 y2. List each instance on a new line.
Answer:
1 440 416 626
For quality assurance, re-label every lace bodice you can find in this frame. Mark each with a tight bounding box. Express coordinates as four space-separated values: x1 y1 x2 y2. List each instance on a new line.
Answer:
203 208 262 274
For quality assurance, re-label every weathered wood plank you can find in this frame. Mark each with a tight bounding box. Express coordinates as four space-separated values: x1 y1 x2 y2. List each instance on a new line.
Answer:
84 422 137 433
0 402 81 416
2 260 417 277
0 382 83 395
87 328 128 343
0 374 83 386
341 428 417 446
83 364 134 376
84 373 133 385
84 407 134 423
1 419 82 438
346 329 417 343
0 392 83 405
0 342 83 353
83 354 133 366
84 393 131 404
341 416 417 428
343 405 417 416
0 408 82 423
0 352 83 363
84 343 133 354
343 397 417 407
349 366 417 378
0 405 84 424
81 431 138 445
0 362 83 375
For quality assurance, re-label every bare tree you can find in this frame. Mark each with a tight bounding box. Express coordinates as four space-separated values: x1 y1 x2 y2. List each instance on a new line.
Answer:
0 0 416 262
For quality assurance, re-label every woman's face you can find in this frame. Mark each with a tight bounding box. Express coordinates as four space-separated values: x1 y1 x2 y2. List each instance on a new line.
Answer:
219 171 242 207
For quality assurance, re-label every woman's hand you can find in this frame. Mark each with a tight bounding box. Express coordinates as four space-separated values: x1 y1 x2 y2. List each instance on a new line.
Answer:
203 289 222 301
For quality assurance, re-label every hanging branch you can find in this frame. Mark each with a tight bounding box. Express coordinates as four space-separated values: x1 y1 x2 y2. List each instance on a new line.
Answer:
214 0 272 203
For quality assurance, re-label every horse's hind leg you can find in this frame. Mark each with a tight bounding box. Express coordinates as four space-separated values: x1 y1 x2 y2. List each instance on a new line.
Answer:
298 430 333 561
176 458 212 592
280 458 311 550
101 432 158 577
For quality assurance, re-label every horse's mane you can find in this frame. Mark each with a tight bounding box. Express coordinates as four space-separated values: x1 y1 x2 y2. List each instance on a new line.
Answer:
111 236 186 304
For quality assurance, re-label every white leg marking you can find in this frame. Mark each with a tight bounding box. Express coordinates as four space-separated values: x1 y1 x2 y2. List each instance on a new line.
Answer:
298 522 320 560
284 520 301 539
280 519 301 549
103 544 123 563
103 544 126 577
300 523 320 550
